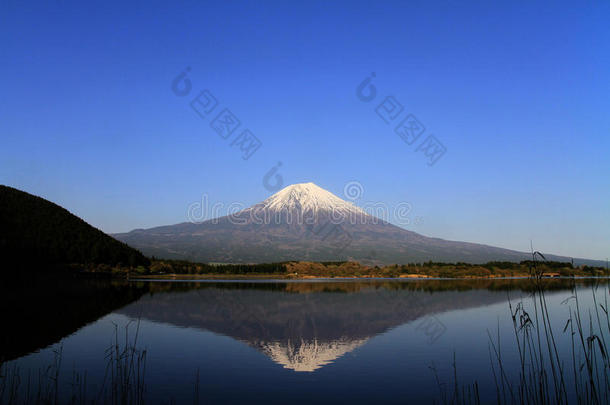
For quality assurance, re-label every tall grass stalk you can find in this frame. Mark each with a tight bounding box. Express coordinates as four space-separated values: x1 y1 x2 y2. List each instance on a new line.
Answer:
437 252 610 405
0 322 146 405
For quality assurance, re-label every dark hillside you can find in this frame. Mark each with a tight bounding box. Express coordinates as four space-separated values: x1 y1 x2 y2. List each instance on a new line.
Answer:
0 185 149 270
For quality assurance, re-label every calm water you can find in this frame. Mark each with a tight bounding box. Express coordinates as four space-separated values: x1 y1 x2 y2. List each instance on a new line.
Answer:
2 278 609 404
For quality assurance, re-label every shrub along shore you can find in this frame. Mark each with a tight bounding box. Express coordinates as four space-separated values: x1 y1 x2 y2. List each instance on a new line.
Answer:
93 259 609 279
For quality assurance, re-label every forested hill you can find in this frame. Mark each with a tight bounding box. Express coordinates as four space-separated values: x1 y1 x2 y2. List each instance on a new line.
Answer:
0 185 149 269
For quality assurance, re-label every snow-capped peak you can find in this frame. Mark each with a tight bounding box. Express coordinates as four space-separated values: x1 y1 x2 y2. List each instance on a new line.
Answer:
258 182 366 217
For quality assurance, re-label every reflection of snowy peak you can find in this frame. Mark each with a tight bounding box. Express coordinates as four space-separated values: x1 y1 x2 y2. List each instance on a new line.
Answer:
255 338 368 372
255 182 366 217
118 284 516 372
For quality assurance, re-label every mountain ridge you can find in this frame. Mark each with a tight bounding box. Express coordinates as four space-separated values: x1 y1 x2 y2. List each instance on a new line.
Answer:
0 185 149 270
114 183 604 266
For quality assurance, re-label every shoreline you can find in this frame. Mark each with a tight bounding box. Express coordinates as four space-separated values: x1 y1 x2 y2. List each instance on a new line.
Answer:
127 273 609 281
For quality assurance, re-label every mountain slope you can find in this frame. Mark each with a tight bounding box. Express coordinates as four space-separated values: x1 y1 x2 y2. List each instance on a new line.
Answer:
0 185 149 269
113 183 600 266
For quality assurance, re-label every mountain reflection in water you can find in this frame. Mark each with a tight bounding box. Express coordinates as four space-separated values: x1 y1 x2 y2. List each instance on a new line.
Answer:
5 278 610 404
0 276 148 363
115 278 605 372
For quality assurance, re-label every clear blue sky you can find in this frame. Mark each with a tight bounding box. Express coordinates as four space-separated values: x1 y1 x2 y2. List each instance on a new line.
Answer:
1 1 608 260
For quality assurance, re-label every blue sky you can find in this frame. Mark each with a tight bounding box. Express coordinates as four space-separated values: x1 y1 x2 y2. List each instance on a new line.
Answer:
1 0 609 260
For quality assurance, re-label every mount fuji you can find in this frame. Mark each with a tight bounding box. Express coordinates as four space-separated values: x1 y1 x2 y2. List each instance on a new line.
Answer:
113 182 591 265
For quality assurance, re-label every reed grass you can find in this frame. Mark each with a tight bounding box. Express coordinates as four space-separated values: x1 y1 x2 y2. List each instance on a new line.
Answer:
436 251 610 405
0 321 146 405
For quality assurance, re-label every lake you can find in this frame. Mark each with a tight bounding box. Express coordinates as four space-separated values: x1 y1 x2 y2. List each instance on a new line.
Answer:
2 277 609 404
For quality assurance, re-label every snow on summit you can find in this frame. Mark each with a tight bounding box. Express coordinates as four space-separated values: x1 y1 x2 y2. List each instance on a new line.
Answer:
258 182 366 217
